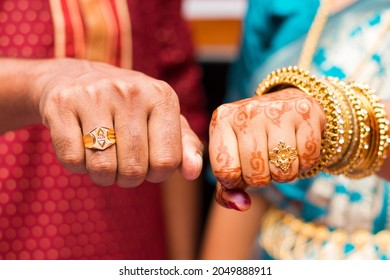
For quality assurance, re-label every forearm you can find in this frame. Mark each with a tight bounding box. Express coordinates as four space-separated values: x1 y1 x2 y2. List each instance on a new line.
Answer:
0 58 45 133
200 193 270 260
162 172 201 259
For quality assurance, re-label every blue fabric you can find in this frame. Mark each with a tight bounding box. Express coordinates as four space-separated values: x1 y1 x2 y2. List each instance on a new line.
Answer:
227 0 320 102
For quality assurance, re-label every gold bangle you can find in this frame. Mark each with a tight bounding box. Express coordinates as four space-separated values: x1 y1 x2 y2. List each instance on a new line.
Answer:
256 66 342 178
256 67 389 179
259 207 390 260
346 82 389 178
321 78 353 166
323 78 366 175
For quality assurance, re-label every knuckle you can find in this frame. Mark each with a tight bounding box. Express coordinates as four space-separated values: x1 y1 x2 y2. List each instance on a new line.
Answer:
210 104 233 127
150 156 180 172
214 169 244 189
115 80 139 99
215 103 232 114
245 175 271 188
42 89 75 121
88 158 117 174
48 87 73 105
60 153 84 168
152 80 179 107
153 80 174 96
272 173 297 183
57 153 84 169
54 139 83 167
118 164 147 181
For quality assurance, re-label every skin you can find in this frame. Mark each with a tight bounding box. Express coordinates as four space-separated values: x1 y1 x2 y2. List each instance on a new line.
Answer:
203 88 390 259
209 88 326 210
0 58 204 187
200 0 368 262
209 87 390 210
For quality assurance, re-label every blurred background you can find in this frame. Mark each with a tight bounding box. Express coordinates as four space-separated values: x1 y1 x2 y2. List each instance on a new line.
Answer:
182 0 246 236
183 0 245 112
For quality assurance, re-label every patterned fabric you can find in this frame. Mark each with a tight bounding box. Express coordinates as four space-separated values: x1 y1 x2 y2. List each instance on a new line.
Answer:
227 0 390 259
0 0 207 259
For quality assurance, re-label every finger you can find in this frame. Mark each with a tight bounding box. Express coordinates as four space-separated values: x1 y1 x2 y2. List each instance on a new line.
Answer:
209 105 246 190
146 82 182 182
215 182 251 211
236 122 271 188
178 115 204 181
48 113 87 174
296 119 323 172
81 114 117 186
267 125 299 183
114 108 149 188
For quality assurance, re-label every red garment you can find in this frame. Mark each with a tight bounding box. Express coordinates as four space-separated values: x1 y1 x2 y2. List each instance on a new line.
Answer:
0 0 207 259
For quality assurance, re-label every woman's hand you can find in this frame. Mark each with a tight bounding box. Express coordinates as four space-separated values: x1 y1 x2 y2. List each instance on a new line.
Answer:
27 58 203 187
209 88 326 210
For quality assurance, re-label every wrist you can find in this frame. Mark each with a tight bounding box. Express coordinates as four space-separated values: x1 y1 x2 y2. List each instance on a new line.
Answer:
256 66 389 179
0 58 57 132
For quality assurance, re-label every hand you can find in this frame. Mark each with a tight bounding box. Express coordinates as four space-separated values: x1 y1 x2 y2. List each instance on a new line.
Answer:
32 58 203 187
209 88 326 210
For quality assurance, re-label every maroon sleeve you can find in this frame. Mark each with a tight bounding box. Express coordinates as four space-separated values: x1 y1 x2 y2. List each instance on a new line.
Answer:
154 0 209 142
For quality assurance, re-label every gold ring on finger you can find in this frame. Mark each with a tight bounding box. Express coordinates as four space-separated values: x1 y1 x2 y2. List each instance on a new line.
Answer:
83 126 116 151
268 141 298 172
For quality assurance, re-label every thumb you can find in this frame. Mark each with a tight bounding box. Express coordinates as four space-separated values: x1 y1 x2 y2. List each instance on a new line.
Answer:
178 115 204 180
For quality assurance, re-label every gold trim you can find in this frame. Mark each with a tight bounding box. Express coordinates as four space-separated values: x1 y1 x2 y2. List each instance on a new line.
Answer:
78 0 109 62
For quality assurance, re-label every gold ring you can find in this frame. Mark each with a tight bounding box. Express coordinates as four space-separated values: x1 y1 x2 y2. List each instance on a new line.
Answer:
83 126 116 150
268 141 298 172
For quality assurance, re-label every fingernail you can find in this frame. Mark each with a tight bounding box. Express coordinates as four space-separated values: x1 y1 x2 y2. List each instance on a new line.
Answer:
220 189 251 211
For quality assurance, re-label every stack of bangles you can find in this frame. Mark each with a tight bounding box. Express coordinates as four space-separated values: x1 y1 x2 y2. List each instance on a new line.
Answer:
256 66 390 179
256 66 390 259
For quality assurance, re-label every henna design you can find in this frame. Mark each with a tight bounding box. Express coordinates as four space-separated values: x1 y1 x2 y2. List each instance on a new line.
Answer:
271 169 297 182
214 168 245 189
300 122 320 167
209 109 218 132
264 101 291 127
233 108 249 132
210 104 236 133
295 98 312 120
232 99 263 133
216 140 232 168
244 138 270 186
213 139 245 188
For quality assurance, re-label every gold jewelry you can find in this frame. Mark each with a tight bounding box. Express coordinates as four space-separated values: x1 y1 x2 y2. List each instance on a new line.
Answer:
268 141 298 172
295 0 390 177
83 126 116 150
256 0 390 262
259 207 390 260
256 66 343 178
345 83 389 178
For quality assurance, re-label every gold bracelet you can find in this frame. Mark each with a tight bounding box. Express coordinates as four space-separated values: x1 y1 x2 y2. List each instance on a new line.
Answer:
259 207 390 260
323 78 367 175
321 77 353 166
256 66 342 178
346 82 389 178
256 67 390 178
